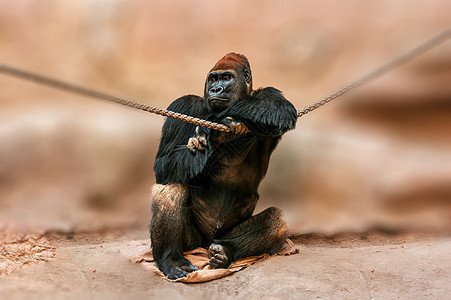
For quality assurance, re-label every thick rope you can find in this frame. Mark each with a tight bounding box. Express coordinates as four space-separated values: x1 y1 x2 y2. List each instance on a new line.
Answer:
1 29 450 131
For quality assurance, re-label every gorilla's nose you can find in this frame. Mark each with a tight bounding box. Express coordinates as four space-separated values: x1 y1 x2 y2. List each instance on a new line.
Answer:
210 86 224 95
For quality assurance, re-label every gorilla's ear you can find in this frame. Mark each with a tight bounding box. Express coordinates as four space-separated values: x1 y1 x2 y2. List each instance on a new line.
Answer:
243 68 251 84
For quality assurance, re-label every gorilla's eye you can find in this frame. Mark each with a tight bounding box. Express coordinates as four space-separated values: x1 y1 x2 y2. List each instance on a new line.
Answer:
224 74 231 81
210 76 217 82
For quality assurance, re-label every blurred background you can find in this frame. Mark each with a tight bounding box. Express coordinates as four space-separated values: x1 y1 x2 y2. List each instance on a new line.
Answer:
1 0 450 236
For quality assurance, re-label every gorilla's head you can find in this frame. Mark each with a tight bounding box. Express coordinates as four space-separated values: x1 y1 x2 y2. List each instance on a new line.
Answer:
204 53 253 112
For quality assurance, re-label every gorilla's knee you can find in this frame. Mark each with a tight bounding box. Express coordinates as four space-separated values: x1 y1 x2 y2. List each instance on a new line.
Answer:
265 207 287 226
265 207 288 242
151 183 188 211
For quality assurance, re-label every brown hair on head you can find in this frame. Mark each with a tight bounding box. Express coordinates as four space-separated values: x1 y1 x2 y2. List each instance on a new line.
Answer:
210 53 252 87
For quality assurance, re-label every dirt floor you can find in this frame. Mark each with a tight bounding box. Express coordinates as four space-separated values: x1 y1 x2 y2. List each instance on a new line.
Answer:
1 228 450 299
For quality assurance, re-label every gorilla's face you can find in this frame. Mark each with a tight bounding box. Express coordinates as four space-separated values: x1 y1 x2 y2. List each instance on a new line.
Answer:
205 70 245 112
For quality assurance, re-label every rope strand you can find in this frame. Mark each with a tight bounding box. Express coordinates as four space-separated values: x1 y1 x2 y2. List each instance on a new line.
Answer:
0 64 231 132
297 29 451 117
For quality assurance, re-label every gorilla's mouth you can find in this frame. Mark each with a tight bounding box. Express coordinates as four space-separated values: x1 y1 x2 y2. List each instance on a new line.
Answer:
208 97 230 111
208 96 229 103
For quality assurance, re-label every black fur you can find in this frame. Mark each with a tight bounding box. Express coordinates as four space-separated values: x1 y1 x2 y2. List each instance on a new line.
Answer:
151 53 297 279
154 88 297 185
219 87 297 136
154 95 212 184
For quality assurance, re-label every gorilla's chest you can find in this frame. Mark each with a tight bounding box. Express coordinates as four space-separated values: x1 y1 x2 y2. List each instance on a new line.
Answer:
208 135 272 185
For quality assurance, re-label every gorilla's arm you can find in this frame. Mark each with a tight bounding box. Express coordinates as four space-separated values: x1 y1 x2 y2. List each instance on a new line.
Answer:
154 95 212 184
219 87 297 136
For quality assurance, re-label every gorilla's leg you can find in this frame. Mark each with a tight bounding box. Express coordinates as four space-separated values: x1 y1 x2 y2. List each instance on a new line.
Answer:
150 184 202 279
208 207 288 268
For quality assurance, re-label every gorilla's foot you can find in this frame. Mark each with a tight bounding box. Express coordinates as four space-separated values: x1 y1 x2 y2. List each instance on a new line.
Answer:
158 256 199 280
207 243 231 269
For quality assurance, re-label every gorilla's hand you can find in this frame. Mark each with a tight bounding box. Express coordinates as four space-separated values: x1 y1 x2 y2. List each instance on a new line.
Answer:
224 117 249 135
187 126 208 153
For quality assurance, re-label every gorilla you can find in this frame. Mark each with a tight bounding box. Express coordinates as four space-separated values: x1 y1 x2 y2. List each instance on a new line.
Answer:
150 53 297 279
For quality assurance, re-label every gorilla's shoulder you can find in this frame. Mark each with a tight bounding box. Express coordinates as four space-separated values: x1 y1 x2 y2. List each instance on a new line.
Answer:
251 87 288 103
167 95 209 117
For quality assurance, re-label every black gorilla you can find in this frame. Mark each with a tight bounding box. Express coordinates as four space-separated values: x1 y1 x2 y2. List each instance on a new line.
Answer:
150 53 297 279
